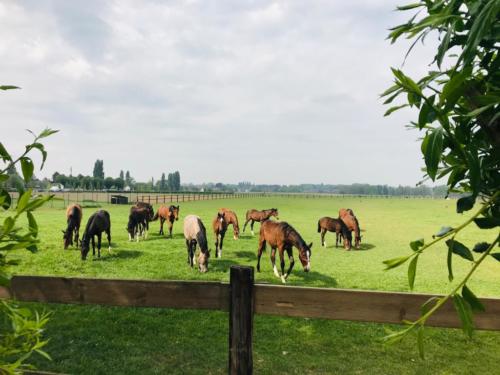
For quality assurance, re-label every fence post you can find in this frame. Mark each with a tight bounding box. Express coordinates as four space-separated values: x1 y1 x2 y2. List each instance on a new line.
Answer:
229 266 254 375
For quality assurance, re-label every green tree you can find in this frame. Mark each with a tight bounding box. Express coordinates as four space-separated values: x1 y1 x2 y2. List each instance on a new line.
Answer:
160 173 166 192
382 0 499 357
119 170 124 180
92 160 104 179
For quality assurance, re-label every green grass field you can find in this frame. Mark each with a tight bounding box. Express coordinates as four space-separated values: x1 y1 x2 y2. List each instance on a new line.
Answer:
3 196 500 374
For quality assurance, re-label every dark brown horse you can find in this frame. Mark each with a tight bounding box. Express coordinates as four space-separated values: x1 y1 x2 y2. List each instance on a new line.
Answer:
317 216 351 249
339 208 361 249
256 220 311 284
128 206 150 241
243 208 279 235
152 205 180 237
134 202 154 235
63 204 82 249
81 210 111 260
184 215 210 272
212 212 227 258
219 208 240 239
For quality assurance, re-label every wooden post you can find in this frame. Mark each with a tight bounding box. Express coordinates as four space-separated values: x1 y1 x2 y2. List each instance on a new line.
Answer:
229 266 254 375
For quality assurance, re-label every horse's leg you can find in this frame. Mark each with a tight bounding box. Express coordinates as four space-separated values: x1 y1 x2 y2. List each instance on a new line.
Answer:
136 223 140 243
191 240 196 267
243 218 250 233
278 247 286 284
97 233 102 258
168 219 173 238
284 246 295 280
75 227 79 247
256 239 266 272
186 240 191 264
219 230 225 258
321 229 326 247
271 247 280 279
214 231 220 258
159 217 164 235
107 228 112 253
91 236 96 257
335 230 339 248
250 220 255 236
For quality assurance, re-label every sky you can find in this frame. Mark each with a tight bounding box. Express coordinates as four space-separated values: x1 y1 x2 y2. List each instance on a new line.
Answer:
0 0 438 185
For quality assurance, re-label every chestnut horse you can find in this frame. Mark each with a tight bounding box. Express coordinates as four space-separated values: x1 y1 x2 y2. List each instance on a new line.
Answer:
81 210 111 260
256 220 311 284
63 204 82 249
243 208 279 235
212 212 227 258
317 216 351 249
339 208 361 249
152 205 180 237
183 215 210 273
219 208 240 239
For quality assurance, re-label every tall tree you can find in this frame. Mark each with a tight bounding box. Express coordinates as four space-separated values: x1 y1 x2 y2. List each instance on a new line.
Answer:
160 173 166 192
92 160 104 179
382 0 500 357
119 170 124 180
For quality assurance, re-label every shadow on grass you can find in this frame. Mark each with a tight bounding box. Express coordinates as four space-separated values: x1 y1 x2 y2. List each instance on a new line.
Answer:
292 270 338 287
94 249 143 261
211 258 238 272
237 234 257 240
353 243 376 251
233 251 257 260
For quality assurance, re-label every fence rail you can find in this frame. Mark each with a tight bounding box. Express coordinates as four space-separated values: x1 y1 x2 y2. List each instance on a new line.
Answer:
2 275 499 330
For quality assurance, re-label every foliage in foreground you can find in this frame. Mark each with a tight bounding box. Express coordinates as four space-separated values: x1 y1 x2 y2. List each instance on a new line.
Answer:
1 85 57 373
382 0 499 358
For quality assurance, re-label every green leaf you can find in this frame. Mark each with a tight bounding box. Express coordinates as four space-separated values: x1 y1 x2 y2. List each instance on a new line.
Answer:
396 3 423 10
0 189 12 210
440 71 467 109
421 296 440 315
473 242 490 253
474 217 500 229
410 238 424 251
16 189 32 214
435 27 451 68
20 157 34 182
0 269 10 286
490 253 500 261
456 195 475 213
452 294 474 338
29 143 48 170
462 285 485 312
435 226 453 237
466 104 494 117
0 143 12 161
446 239 474 262
383 255 411 270
408 255 418 290
27 211 38 237
422 127 443 180
0 85 20 90
447 245 454 281
37 128 59 139
384 104 409 116
3 216 15 233
417 326 425 359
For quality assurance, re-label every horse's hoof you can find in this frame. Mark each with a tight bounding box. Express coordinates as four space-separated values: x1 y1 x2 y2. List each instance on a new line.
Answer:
280 275 287 284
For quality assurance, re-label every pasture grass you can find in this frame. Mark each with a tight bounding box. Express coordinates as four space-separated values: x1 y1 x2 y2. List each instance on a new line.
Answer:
3 196 500 374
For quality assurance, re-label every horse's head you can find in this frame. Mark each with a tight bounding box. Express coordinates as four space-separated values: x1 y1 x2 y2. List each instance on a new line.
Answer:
198 250 210 273
127 218 136 240
170 205 180 221
62 230 72 249
233 225 240 239
80 235 90 260
343 231 352 250
298 242 312 272
271 208 279 220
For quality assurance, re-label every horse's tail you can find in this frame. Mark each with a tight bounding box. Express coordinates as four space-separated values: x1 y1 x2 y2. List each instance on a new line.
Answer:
152 212 159 221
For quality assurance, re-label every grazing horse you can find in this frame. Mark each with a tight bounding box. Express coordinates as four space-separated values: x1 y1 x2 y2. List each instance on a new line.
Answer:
212 212 227 258
317 216 351 249
81 210 111 260
219 208 240 239
339 208 361 249
183 215 210 273
153 205 180 237
62 204 82 249
134 202 154 235
128 206 150 241
256 220 312 284
243 208 279 235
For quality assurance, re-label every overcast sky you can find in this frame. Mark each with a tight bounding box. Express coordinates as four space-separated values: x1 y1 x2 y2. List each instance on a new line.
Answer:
0 1 437 185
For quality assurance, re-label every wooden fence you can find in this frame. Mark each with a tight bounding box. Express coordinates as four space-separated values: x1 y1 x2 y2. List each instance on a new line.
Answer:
2 267 499 373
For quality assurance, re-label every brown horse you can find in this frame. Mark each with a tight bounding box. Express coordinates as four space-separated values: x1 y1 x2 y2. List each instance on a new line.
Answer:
152 205 180 237
317 216 351 249
243 208 279 235
62 204 82 249
81 210 111 260
219 208 240 239
256 220 311 284
339 208 361 249
184 215 210 272
212 212 227 258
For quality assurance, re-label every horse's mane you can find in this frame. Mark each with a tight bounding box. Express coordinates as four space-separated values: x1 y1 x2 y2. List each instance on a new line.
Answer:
280 222 307 250
196 218 208 252
81 212 97 244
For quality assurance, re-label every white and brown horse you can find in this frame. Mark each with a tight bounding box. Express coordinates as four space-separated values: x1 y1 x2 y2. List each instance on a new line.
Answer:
212 212 227 258
183 215 210 272
219 208 240 240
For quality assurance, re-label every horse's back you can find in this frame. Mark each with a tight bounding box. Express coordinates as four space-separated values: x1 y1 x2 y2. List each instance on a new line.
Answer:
184 215 201 240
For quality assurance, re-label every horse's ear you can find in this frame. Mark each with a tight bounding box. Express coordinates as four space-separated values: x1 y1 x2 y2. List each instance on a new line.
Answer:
308 242 313 249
